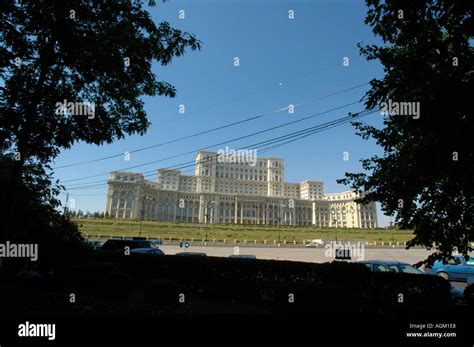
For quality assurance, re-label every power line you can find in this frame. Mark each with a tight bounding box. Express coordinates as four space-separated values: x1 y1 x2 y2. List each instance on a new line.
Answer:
155 109 377 175
53 82 369 169
64 109 377 191
64 108 371 188
62 100 360 184
63 112 370 191
138 63 338 130
60 113 355 197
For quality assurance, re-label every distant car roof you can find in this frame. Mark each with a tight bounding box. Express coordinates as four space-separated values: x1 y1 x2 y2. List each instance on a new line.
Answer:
357 260 411 266
101 238 153 250
105 238 138 241
175 252 207 257
108 238 151 240
433 255 472 263
104 238 155 242
131 248 164 253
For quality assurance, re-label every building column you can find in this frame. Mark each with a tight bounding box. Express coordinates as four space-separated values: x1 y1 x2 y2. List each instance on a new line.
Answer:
188 202 192 223
115 198 120 218
240 202 244 224
214 198 219 224
255 202 258 225
336 207 340 228
173 201 177 222
234 200 238 224
352 205 356 228
129 197 136 219
264 203 268 225
122 198 127 218
198 195 205 223
194 201 198 223
256 203 259 225
210 204 214 224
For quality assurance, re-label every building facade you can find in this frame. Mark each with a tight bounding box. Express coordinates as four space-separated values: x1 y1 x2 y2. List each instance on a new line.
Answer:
105 151 378 228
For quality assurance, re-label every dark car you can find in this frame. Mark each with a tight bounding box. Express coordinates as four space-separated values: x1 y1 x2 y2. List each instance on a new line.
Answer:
229 255 257 259
130 248 165 256
358 259 464 304
358 260 423 274
175 252 207 257
151 238 163 245
101 238 155 251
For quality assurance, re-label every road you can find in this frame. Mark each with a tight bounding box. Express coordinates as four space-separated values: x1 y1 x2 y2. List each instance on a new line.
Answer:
160 244 435 264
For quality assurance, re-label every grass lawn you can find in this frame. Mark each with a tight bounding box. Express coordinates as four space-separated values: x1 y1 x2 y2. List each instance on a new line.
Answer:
73 218 414 244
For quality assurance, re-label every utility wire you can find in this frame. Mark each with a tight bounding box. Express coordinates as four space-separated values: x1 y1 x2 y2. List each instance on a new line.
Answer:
61 100 361 184
53 82 369 169
64 109 377 191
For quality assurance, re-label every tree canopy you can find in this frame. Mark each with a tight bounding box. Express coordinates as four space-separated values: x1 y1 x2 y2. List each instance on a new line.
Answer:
0 0 201 271
339 0 473 258
1 0 200 164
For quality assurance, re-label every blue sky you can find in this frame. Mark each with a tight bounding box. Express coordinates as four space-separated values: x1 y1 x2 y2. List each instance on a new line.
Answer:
53 0 392 226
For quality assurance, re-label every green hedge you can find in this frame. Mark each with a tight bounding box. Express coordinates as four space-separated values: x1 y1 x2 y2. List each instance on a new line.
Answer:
50 252 453 315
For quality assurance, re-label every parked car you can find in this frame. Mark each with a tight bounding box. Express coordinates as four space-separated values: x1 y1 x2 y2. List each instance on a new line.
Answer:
305 239 324 248
130 248 165 256
358 260 424 274
229 255 257 259
151 238 163 245
175 252 207 257
101 238 156 251
358 260 464 304
424 255 474 282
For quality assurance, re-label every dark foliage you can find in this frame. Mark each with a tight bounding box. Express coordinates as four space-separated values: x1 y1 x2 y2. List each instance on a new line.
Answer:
338 0 474 259
0 0 201 272
464 283 474 306
12 254 449 315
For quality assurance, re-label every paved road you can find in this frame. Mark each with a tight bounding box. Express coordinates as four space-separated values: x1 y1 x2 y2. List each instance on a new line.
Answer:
160 244 435 264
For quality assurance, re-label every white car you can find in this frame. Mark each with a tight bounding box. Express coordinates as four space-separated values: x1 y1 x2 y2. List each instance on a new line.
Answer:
305 239 324 248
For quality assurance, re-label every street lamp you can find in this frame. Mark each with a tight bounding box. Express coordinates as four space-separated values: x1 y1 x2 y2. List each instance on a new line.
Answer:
205 200 216 242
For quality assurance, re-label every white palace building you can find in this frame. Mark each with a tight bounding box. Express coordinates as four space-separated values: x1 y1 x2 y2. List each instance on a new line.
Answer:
106 150 378 228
